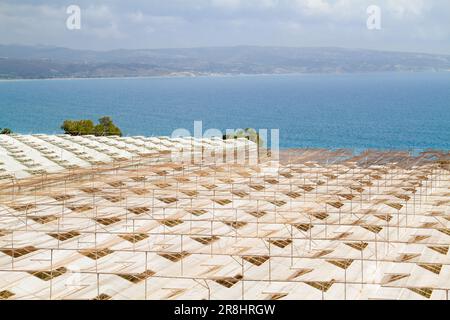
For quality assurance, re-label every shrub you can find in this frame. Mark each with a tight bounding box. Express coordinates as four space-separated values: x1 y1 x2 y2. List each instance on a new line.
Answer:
61 120 95 136
61 117 122 136
94 116 122 137
0 128 13 135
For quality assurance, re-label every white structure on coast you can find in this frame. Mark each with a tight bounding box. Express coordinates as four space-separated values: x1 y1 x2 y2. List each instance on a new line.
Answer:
0 134 449 300
0 134 258 180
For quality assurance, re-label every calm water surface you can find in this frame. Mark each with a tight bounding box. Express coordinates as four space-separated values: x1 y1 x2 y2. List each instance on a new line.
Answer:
0 73 449 150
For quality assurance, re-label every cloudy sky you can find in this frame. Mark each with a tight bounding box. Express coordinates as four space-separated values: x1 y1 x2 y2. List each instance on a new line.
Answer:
1 0 449 54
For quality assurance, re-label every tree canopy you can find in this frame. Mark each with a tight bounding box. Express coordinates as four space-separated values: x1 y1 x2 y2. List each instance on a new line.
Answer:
61 117 122 136
0 128 12 135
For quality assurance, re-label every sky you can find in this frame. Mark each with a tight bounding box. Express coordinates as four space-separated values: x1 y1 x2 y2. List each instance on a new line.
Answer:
0 0 449 54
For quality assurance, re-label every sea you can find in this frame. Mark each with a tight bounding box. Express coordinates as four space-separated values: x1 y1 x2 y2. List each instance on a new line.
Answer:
0 72 449 151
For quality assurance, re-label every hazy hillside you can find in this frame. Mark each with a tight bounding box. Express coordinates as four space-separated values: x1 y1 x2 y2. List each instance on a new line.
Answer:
1 45 449 79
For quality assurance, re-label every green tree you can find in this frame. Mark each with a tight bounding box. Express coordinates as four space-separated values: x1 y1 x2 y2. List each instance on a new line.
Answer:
61 117 122 136
0 128 13 134
94 116 122 136
61 120 95 136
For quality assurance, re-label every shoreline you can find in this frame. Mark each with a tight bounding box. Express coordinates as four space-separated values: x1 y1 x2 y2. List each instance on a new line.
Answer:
1 70 450 82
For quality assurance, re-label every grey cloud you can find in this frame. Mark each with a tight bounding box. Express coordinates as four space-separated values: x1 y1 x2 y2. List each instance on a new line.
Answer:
0 0 449 54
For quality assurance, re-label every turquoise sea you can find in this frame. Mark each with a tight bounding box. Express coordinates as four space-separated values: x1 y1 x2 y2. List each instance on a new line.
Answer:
0 73 449 150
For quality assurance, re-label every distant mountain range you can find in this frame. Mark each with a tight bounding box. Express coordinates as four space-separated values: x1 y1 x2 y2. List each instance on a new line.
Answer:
1 45 450 79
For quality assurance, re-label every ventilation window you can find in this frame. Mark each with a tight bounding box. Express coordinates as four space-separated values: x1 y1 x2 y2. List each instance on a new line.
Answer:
94 217 121 226
280 173 293 178
158 197 178 204
293 224 313 232
268 293 288 300
332 232 352 240
181 190 198 197
213 199 232 206
127 207 150 215
9 204 35 212
154 182 171 189
288 269 313 280
338 194 355 200
30 215 58 224
68 205 93 213
438 228 450 236
315 180 325 186
155 170 168 176
374 214 393 222
108 181 126 188
117 270 155 283
120 233 149 243
395 194 410 201
202 184 217 190
427 246 449 255
79 248 114 260
285 192 301 199
131 188 149 195
305 280 335 292
417 263 442 275
249 184 265 191
247 211 267 218
264 179 279 185
194 170 210 177
326 259 354 270
311 250 333 258
237 171 251 178
48 231 80 241
344 242 368 251
0 290 15 299
29 267 67 281
214 274 243 288
408 235 431 243
381 274 409 285
327 202 344 209
299 186 314 192
187 209 208 216
386 203 403 210
397 253 421 262
53 195 73 201
408 287 433 299
362 225 383 234
311 212 329 220
402 187 416 193
81 188 101 194
223 221 247 229
131 176 147 182
232 191 248 198
0 230 11 237
160 219 184 227
191 236 219 245
350 186 364 193
421 222 438 229
243 255 270 266
158 251 191 262
92 293 111 300
268 200 286 207
103 196 125 203
268 239 292 248
2 246 37 258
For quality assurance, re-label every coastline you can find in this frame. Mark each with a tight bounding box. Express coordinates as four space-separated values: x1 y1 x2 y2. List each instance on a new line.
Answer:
1 69 449 82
